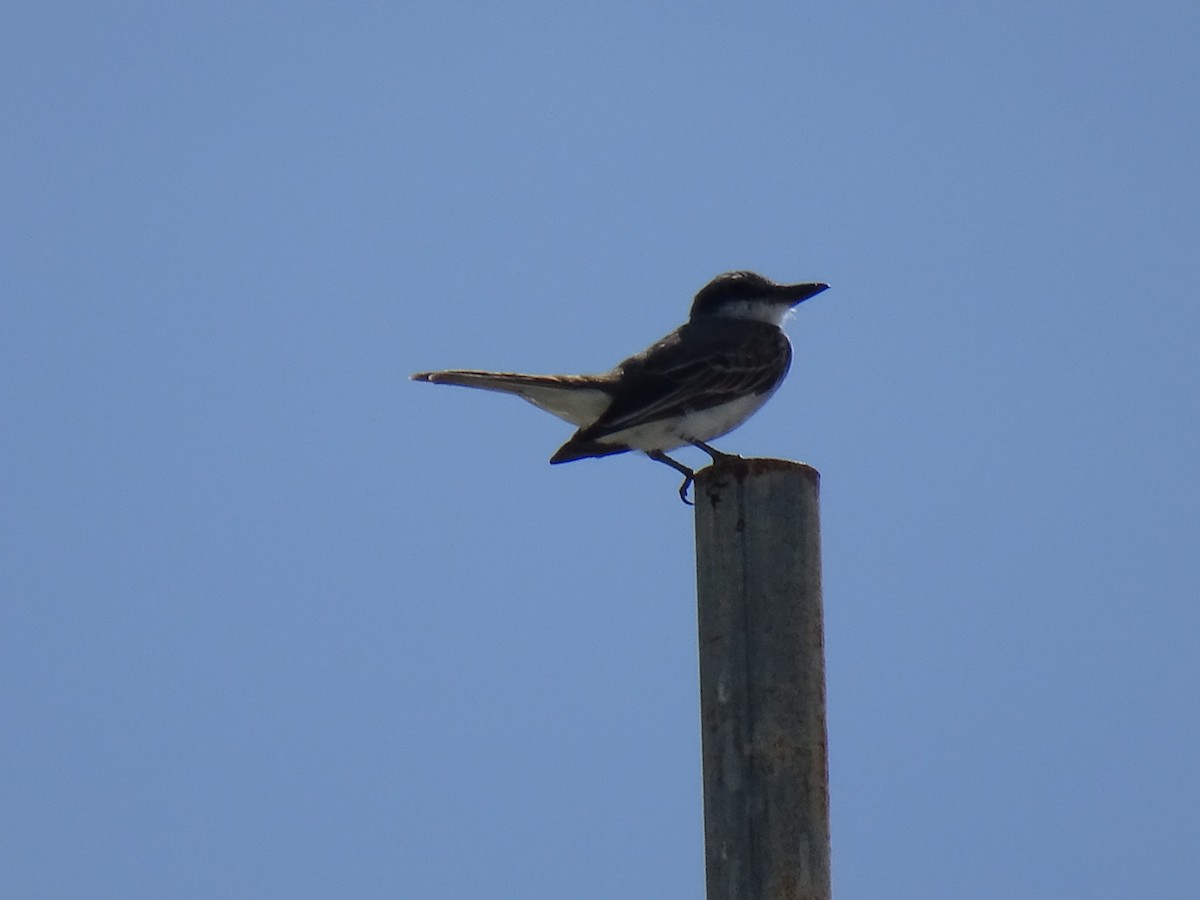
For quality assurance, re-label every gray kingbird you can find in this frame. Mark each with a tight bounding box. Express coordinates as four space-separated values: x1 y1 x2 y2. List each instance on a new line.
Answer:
412 270 829 503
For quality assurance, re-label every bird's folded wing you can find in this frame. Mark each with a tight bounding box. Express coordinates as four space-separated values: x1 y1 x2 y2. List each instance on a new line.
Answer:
577 325 789 441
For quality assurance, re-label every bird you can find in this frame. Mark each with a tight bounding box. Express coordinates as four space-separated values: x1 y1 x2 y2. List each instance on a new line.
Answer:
411 271 829 503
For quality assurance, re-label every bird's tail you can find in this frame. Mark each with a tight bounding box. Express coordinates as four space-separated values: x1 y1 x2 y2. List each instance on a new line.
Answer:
411 369 612 426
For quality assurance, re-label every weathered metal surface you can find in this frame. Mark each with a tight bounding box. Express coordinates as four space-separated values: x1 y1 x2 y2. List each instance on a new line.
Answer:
694 458 830 900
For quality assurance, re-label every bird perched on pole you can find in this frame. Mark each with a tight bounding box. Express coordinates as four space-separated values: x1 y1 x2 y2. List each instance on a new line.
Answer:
412 270 829 504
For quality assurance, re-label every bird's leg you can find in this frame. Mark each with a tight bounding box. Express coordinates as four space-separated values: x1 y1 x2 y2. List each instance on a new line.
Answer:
646 450 696 506
690 439 741 464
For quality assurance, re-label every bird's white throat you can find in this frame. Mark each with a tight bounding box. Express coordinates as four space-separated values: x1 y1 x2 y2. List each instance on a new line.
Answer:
708 300 792 327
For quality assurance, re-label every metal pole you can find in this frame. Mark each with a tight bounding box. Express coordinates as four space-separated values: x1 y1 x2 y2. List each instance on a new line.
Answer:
694 458 830 900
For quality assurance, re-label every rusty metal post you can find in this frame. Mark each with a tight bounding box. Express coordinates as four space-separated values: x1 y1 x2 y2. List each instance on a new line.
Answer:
694 458 830 900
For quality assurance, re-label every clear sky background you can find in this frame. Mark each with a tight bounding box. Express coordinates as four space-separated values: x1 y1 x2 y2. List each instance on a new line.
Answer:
3 3 1198 898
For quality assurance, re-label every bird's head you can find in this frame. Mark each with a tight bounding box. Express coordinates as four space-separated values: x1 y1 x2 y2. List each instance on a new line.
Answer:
689 271 829 325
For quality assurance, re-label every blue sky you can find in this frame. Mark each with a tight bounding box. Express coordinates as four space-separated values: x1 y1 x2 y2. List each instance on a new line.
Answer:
3 2 1198 898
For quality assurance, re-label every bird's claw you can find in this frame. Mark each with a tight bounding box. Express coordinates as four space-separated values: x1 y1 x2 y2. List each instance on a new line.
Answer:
678 474 695 505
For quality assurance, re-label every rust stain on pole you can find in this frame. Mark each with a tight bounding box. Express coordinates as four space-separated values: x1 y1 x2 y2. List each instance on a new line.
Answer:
694 457 830 900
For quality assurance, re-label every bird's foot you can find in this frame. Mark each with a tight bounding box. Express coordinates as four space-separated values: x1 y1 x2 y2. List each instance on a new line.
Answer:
678 473 695 505
690 440 740 464
647 450 696 506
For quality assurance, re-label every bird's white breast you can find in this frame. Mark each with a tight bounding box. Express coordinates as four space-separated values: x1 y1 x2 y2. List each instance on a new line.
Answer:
600 390 778 453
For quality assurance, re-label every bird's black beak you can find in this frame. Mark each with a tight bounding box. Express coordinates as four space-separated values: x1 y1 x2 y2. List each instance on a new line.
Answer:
780 282 830 306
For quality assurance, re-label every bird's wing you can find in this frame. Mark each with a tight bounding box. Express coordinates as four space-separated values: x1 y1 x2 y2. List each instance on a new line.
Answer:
574 320 791 442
